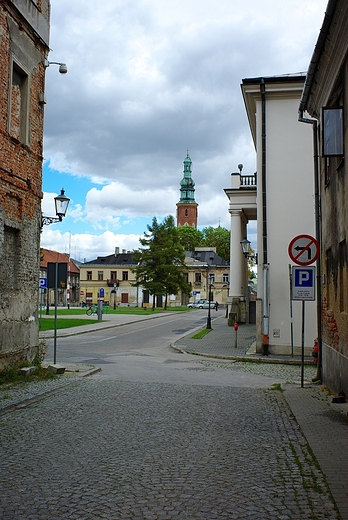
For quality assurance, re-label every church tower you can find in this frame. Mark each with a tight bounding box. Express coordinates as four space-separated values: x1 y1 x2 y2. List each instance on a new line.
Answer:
176 152 198 228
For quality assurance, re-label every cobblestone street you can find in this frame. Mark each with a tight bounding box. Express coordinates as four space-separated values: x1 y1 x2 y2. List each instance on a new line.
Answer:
0 376 339 519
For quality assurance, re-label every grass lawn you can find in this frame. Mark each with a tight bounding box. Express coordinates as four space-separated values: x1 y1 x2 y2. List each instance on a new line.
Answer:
39 318 99 331
41 306 191 316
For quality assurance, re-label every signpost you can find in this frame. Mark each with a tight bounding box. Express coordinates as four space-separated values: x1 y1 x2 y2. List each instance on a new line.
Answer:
288 235 319 388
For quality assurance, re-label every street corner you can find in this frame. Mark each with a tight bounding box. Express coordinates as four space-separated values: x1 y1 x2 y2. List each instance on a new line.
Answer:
42 362 101 377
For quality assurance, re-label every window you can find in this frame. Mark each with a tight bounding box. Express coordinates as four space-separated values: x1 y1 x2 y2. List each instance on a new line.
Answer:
10 62 29 144
184 272 189 283
110 271 117 280
322 107 343 156
98 271 103 281
185 209 188 216
87 271 92 281
122 271 128 281
223 273 229 283
209 274 215 283
121 293 128 303
195 273 202 283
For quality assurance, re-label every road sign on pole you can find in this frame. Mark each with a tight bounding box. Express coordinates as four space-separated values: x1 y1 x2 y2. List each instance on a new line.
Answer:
291 266 316 301
39 277 47 289
288 234 319 266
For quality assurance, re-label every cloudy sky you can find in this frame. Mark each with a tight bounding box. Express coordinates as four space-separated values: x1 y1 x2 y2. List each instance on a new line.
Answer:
41 0 328 262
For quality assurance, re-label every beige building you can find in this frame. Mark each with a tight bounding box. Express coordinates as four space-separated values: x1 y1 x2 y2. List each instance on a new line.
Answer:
79 246 230 309
184 248 230 307
80 248 140 308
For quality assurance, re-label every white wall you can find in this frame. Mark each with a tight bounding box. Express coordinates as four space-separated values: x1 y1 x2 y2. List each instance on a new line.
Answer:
256 93 317 350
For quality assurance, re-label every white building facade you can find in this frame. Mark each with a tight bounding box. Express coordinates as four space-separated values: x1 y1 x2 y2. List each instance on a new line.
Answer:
226 75 317 355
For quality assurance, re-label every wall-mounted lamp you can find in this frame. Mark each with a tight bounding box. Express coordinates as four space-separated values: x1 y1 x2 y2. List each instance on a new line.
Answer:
44 59 68 74
240 237 258 263
41 189 70 227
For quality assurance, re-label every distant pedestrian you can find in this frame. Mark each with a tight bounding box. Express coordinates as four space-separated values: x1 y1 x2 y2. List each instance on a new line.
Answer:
215 301 219 311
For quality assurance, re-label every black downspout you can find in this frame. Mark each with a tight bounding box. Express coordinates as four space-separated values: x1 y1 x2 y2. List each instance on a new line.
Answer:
261 79 269 356
298 111 322 382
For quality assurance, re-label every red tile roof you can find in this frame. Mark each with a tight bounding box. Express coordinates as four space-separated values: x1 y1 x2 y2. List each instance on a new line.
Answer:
40 248 80 274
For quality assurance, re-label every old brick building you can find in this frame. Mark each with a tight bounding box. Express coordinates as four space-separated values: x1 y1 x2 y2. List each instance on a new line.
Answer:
0 1 50 369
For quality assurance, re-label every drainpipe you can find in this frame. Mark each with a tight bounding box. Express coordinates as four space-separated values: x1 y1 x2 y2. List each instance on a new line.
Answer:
298 109 322 382
261 79 269 356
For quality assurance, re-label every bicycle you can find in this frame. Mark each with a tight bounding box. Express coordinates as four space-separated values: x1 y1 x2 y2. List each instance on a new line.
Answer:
86 305 98 316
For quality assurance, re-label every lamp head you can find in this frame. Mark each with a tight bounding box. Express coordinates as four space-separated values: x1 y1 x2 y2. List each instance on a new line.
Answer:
240 237 251 257
54 189 70 220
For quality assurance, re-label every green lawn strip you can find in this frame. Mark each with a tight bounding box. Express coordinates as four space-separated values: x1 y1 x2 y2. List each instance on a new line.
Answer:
192 328 212 339
42 307 190 316
39 318 99 331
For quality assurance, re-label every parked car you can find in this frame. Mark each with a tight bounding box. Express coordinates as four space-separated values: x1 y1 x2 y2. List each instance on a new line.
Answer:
187 300 214 309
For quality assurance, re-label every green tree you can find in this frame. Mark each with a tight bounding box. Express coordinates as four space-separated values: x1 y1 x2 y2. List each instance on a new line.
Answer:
177 226 203 251
202 226 230 261
133 216 191 310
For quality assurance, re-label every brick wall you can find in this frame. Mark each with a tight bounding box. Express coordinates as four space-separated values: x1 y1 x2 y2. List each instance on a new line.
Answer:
0 1 50 369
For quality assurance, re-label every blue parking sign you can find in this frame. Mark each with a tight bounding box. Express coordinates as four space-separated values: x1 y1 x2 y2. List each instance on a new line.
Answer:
292 266 315 300
39 278 47 289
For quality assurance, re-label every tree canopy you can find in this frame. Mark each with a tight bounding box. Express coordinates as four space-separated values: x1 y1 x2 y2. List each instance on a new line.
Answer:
133 216 191 309
177 225 230 261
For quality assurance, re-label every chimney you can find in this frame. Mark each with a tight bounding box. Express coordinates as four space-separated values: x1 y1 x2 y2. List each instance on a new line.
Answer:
115 247 119 256
122 249 126 254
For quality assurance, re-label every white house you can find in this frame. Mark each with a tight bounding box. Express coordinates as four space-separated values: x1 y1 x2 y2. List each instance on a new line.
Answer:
225 75 317 355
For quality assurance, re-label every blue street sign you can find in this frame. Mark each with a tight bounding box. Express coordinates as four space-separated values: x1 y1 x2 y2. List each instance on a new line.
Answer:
39 278 47 289
292 266 316 301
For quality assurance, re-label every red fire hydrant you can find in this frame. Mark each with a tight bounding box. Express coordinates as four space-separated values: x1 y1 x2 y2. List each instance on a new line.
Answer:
234 322 239 331
312 338 319 363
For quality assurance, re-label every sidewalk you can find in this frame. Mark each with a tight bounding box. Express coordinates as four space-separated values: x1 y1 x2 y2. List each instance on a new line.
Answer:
174 314 348 520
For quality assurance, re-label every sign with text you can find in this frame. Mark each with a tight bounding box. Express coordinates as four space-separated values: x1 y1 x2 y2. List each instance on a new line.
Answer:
292 266 316 301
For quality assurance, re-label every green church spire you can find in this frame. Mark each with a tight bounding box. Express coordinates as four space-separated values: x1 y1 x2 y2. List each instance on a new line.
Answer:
179 151 196 203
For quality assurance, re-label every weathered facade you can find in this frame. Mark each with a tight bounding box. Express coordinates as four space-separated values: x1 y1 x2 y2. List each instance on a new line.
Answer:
299 0 348 396
0 1 50 369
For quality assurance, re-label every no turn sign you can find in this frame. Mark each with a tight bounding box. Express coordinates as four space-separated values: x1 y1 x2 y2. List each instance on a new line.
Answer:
288 234 319 266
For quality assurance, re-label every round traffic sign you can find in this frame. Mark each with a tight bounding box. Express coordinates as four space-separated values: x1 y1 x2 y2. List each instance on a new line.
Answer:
288 234 319 266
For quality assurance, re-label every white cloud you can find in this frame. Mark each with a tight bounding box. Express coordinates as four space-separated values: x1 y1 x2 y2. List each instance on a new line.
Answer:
41 0 328 259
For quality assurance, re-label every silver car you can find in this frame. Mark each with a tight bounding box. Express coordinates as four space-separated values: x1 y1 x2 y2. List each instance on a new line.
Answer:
187 300 213 309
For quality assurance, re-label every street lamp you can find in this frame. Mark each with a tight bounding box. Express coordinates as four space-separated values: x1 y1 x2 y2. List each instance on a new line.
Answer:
206 274 214 329
240 237 258 325
241 237 251 257
113 283 117 310
41 189 70 227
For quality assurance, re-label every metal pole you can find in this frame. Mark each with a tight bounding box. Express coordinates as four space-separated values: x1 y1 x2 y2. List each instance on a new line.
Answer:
301 300 305 388
53 262 58 365
206 280 212 329
289 264 294 357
